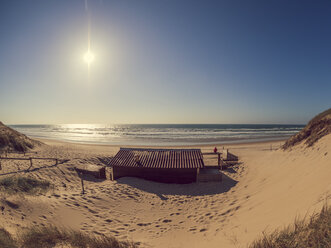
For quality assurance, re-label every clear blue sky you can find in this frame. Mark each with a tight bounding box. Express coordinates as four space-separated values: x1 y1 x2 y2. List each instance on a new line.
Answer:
0 0 330 124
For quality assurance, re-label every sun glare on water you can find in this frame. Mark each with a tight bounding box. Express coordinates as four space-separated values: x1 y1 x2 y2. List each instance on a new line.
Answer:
84 50 95 65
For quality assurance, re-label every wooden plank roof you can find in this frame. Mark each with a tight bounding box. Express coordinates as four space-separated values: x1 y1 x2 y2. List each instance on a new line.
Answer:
109 148 205 169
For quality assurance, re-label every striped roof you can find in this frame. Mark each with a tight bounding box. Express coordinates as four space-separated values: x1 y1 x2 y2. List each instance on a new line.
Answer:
109 148 204 169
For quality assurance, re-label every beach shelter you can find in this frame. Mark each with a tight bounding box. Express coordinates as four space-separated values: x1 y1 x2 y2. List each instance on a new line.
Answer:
108 148 205 183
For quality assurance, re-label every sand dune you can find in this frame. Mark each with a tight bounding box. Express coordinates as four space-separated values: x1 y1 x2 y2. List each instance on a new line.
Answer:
0 133 330 247
0 122 41 152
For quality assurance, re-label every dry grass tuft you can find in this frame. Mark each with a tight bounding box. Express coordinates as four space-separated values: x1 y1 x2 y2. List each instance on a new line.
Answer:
249 204 331 248
0 176 50 194
0 228 16 248
0 226 139 248
283 108 331 149
0 121 42 152
19 226 138 248
0 225 138 248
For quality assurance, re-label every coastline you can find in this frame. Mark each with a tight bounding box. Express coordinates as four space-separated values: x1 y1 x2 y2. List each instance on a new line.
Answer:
35 136 287 150
10 123 302 147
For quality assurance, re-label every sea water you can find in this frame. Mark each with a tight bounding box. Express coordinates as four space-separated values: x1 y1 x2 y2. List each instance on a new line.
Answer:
10 124 304 146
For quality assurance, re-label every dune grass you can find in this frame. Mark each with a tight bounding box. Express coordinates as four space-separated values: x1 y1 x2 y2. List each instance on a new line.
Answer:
283 108 331 149
0 226 138 248
0 228 16 248
0 176 50 194
249 204 331 248
0 121 41 153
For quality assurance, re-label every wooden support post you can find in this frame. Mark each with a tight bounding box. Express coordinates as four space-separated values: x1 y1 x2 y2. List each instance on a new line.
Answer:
81 177 85 194
218 153 221 170
29 158 33 170
55 159 58 165
196 168 200 183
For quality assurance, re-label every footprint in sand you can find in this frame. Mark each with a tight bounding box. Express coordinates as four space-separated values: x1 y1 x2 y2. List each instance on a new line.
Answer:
219 209 231 216
137 223 151 226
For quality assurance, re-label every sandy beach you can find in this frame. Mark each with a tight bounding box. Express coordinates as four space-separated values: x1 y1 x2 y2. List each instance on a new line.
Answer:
0 134 329 248
2 1 331 246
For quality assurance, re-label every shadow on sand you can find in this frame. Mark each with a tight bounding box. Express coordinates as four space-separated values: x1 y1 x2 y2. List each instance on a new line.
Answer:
0 160 69 176
79 174 106 182
116 173 238 197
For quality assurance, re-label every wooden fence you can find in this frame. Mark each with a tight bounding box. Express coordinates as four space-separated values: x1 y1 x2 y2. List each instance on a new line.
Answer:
0 157 61 171
202 152 224 170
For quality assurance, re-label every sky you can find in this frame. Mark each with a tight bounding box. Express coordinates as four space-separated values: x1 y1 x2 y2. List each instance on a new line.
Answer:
0 0 330 125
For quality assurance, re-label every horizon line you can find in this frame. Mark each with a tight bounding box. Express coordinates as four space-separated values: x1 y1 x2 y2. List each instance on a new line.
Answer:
7 123 306 126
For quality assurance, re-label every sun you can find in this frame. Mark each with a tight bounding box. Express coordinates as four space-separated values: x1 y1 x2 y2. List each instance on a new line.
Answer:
83 50 95 65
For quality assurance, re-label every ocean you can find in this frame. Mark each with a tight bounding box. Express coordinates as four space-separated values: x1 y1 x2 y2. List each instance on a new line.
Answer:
9 124 304 146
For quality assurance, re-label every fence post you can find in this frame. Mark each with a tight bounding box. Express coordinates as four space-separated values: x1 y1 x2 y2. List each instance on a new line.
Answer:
29 158 33 170
81 177 85 194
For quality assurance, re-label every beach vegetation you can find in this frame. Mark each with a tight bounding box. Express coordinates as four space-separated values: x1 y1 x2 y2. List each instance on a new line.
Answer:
250 204 331 248
0 121 41 153
283 108 331 149
0 228 16 248
0 225 138 248
0 176 50 194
